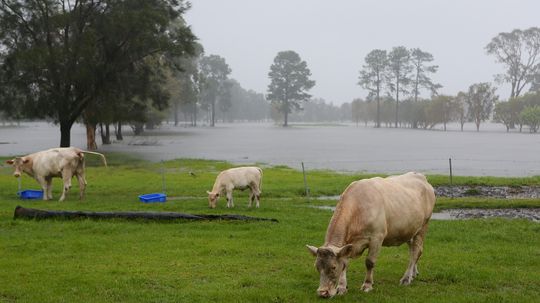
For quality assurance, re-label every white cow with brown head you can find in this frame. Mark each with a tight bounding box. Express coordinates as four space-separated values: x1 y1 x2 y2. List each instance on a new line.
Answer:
5 147 107 201
207 167 263 208
307 172 435 298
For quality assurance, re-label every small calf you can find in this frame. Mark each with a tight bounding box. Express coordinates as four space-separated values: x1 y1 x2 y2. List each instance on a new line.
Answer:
207 167 263 208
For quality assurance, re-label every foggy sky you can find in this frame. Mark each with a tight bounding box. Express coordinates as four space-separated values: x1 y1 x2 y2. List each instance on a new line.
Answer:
186 0 540 104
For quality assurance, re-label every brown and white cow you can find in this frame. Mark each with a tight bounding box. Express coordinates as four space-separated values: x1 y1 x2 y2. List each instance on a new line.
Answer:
207 167 263 208
306 172 435 298
5 147 107 201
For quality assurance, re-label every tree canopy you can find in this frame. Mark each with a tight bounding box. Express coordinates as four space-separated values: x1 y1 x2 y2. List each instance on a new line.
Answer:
486 27 540 98
0 0 196 146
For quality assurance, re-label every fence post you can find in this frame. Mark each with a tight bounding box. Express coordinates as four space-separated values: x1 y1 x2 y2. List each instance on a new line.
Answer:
302 162 310 201
161 160 166 194
448 158 453 185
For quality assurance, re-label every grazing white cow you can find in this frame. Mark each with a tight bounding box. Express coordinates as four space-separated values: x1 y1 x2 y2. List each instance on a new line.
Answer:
207 167 263 208
5 147 107 201
306 172 435 298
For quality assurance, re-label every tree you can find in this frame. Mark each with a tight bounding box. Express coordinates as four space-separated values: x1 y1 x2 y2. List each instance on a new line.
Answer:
410 48 441 103
453 92 469 131
386 46 413 128
267 50 315 127
0 0 196 147
466 83 498 131
425 95 454 130
520 105 540 132
493 101 514 132
358 49 387 128
486 27 540 98
199 55 231 127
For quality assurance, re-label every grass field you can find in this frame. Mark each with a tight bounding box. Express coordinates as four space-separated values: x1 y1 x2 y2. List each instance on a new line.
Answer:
0 155 539 302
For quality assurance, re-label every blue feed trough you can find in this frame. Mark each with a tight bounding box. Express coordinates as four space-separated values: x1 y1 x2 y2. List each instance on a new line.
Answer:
139 193 167 203
18 190 44 200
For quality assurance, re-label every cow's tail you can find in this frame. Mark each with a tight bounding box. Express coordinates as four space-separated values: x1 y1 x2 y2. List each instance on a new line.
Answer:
257 167 263 192
81 151 108 167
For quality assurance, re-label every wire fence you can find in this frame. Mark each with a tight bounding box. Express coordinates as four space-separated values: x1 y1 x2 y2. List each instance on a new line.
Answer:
285 157 540 178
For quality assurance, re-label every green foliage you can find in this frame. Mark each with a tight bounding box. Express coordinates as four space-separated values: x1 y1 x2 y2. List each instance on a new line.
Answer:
0 0 196 146
0 158 539 302
467 83 498 131
199 54 232 126
267 50 315 126
520 105 540 132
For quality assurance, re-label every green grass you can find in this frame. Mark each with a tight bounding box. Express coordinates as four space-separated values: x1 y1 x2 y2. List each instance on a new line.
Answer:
0 156 539 302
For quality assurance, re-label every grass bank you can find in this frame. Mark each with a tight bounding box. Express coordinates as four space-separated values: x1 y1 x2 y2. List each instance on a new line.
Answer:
0 156 539 302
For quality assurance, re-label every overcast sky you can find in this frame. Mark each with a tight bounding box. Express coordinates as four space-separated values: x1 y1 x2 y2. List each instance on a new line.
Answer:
185 0 539 104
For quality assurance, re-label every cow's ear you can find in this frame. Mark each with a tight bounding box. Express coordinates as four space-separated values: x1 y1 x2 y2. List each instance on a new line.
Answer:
337 244 354 258
22 158 29 164
306 245 318 257
206 191 211 195
5 159 14 165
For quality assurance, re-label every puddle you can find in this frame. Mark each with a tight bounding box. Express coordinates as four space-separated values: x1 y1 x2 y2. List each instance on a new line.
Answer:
308 205 539 222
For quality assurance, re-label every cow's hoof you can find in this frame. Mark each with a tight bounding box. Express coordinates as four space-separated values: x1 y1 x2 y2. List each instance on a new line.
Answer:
361 283 373 292
400 276 413 286
336 286 347 295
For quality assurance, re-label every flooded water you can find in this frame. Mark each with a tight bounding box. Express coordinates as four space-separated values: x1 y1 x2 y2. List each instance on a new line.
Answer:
1 121 539 176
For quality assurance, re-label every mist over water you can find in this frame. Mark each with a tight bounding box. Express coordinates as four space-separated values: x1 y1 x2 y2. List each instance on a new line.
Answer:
1 122 538 177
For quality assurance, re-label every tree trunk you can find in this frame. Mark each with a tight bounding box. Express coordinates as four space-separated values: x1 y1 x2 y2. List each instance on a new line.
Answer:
210 99 216 127
376 90 381 128
99 123 111 145
85 123 98 150
116 122 123 141
395 81 399 128
59 121 72 147
174 102 179 126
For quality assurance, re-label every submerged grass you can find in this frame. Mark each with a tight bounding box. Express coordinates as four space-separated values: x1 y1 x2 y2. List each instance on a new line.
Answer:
0 155 539 302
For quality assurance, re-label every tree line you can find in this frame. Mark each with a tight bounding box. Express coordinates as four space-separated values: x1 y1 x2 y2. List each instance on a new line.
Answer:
1 1 539 151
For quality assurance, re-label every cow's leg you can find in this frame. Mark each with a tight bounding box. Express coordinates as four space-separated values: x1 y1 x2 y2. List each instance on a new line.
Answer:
253 185 261 208
36 176 49 201
76 162 87 200
76 173 86 200
45 177 53 200
400 223 429 285
226 190 234 208
362 238 383 292
337 264 348 295
59 170 73 202
248 189 254 208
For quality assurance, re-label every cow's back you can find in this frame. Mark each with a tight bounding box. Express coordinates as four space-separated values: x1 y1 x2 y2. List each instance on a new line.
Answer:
220 167 261 187
31 147 82 177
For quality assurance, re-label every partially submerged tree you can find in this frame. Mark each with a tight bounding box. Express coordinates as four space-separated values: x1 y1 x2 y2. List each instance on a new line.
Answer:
386 46 413 128
486 27 540 98
520 105 540 132
358 49 387 128
267 50 315 127
410 48 441 102
199 54 231 127
466 83 498 131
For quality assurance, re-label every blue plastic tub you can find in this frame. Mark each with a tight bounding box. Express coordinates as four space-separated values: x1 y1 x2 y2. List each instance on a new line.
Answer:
139 193 167 203
17 190 44 200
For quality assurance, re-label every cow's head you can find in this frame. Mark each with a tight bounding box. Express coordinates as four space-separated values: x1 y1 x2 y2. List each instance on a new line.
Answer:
306 244 354 298
206 191 220 208
5 157 30 178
